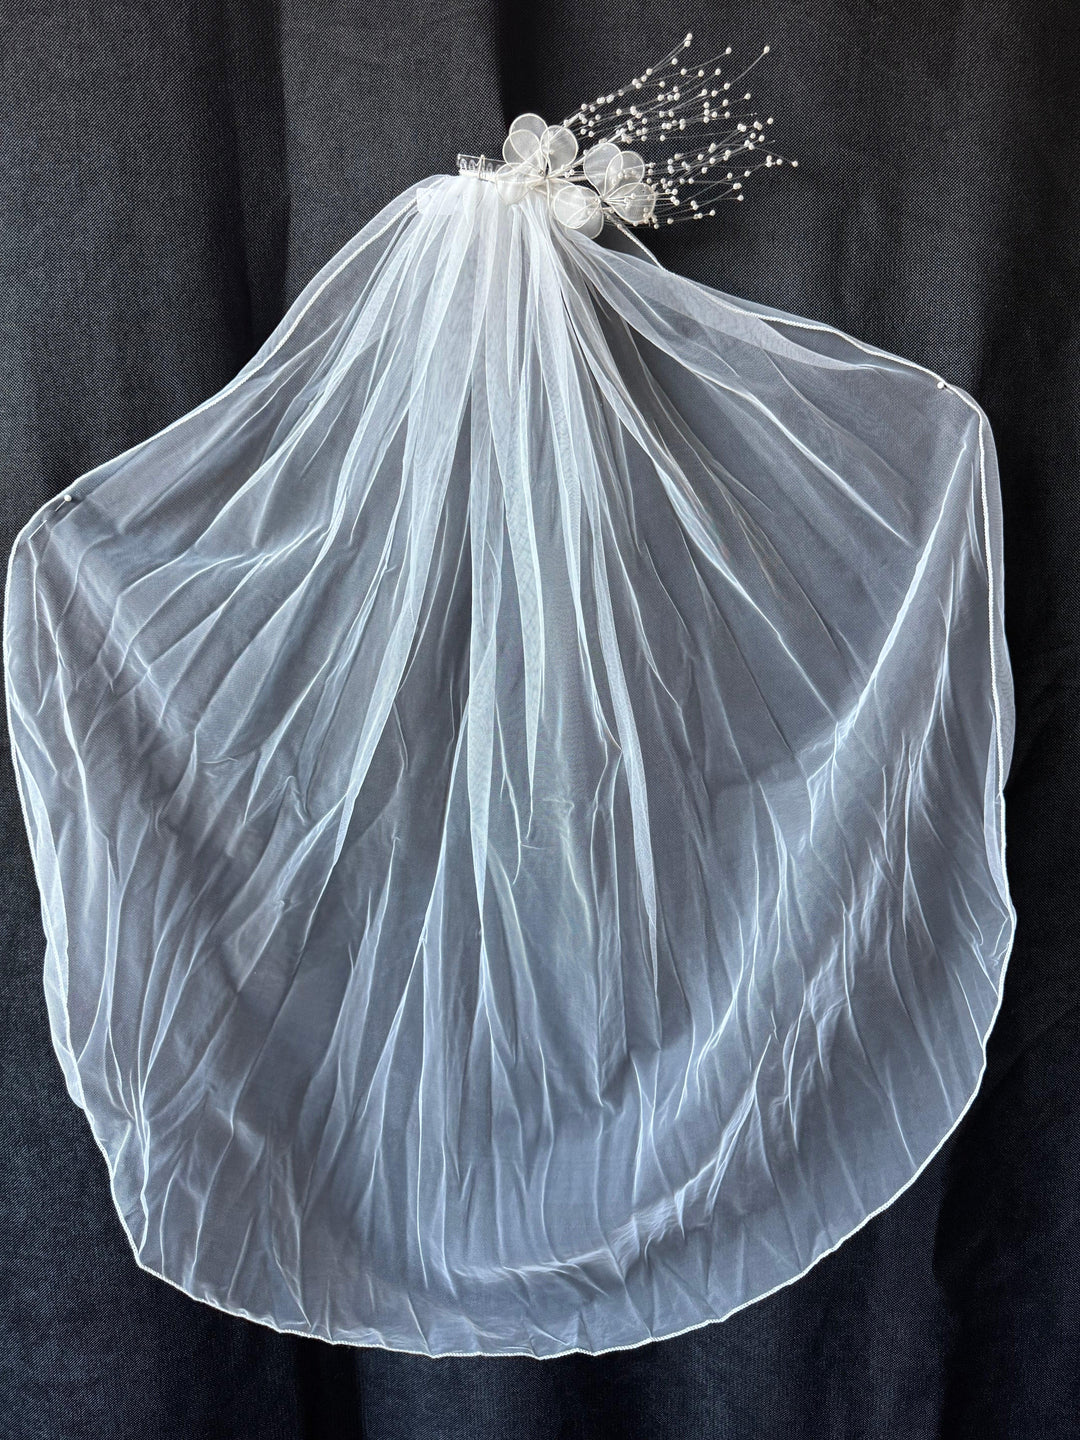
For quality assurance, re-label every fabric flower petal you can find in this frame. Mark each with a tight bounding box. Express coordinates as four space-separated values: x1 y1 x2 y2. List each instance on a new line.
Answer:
540 124 578 175
607 180 657 224
550 179 603 233
612 150 646 185
494 163 530 205
503 114 547 168
583 141 621 193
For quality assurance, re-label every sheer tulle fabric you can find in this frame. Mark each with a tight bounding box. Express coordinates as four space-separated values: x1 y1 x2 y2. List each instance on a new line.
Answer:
4 174 1014 1358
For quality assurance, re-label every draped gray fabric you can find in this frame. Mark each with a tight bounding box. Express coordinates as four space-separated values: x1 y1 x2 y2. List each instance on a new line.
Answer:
1 0 1075 1434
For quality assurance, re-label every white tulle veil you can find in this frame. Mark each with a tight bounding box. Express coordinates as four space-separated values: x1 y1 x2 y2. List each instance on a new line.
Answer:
3 38 1014 1358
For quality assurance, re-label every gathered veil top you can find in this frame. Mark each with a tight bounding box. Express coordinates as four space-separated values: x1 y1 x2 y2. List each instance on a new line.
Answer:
3 42 1014 1359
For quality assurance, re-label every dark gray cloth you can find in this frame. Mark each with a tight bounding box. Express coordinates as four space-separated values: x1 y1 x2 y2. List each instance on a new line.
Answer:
1 0 1076 1435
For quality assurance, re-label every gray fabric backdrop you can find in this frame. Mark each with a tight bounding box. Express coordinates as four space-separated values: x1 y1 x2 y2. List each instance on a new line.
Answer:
1 1 1077 1435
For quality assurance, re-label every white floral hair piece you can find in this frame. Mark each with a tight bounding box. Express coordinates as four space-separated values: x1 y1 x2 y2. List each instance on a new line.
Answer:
458 33 796 237
490 115 655 238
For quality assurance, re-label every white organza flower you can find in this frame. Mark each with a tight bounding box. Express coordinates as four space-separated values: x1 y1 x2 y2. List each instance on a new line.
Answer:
495 114 580 207
581 141 658 225
501 113 578 175
548 179 604 238
494 114 656 239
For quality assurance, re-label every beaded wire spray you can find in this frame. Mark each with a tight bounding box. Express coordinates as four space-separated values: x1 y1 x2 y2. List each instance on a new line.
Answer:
457 33 796 238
